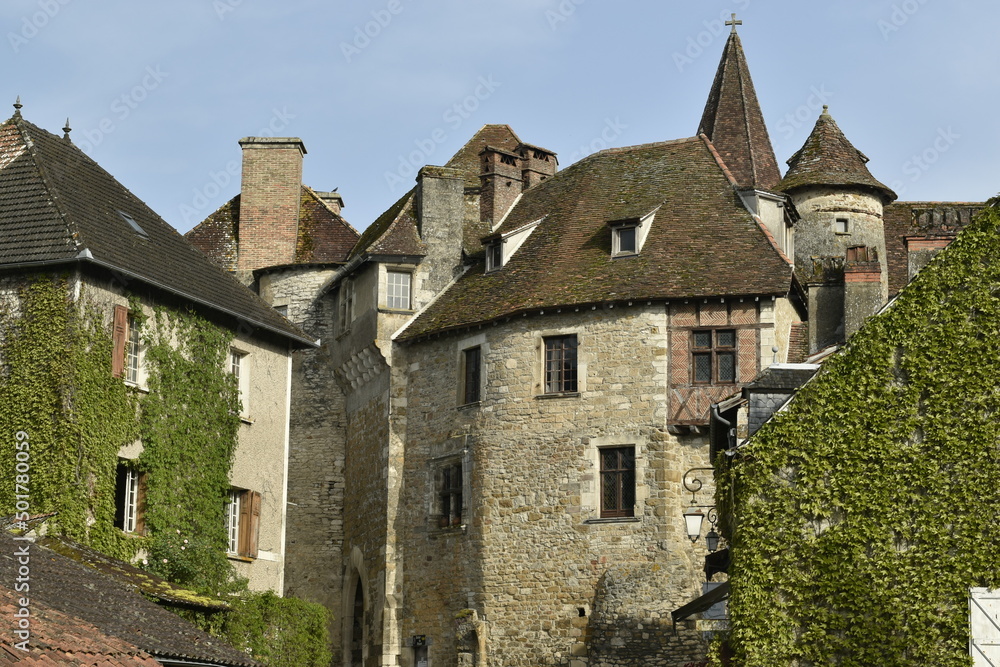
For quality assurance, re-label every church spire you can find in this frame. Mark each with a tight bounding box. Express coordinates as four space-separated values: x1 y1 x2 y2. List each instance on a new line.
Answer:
697 25 781 191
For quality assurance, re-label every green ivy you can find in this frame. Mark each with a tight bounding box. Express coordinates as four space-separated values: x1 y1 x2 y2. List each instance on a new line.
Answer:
139 306 244 594
0 276 140 560
184 591 333 667
721 199 1000 665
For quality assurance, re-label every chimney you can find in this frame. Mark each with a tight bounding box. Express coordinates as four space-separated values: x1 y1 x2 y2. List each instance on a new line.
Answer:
416 166 465 295
237 137 306 271
479 146 522 226
843 246 883 339
518 143 557 190
315 189 345 216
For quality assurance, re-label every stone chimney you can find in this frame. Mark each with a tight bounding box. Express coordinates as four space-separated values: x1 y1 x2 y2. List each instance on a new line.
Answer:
315 189 345 216
237 137 306 271
416 166 465 295
843 246 883 339
518 143 557 190
479 146 522 226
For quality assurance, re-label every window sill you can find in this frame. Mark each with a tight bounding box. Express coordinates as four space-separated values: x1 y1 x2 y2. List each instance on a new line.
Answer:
536 392 580 400
379 307 415 315
125 382 149 394
227 554 255 563
239 415 253 425
431 523 467 535
612 252 638 259
584 516 640 525
457 401 481 411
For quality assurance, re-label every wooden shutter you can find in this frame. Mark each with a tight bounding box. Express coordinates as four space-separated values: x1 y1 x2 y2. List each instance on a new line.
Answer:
971 588 1000 665
111 306 128 378
134 473 147 536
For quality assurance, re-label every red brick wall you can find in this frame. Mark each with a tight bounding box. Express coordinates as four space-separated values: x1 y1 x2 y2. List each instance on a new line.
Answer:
237 138 305 271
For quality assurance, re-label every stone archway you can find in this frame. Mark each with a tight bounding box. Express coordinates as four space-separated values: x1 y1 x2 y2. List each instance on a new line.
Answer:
342 547 369 667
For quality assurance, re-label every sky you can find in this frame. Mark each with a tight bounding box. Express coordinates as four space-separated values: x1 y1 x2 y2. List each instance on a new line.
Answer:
3 1 998 235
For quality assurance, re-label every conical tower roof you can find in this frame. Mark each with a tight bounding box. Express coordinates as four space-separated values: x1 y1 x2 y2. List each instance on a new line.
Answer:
778 107 896 203
697 29 781 191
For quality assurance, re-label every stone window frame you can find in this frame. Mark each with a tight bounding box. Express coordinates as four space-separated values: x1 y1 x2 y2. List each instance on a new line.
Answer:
581 434 646 524
599 446 636 519
337 278 355 336
535 327 587 397
456 333 487 408
381 264 415 312
834 217 851 235
428 447 471 533
229 347 250 419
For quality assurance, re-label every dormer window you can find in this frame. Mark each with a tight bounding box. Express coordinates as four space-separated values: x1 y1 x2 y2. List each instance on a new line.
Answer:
486 242 502 272
613 225 638 256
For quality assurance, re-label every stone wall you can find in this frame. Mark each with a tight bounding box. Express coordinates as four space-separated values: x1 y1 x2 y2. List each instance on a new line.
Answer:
394 305 721 666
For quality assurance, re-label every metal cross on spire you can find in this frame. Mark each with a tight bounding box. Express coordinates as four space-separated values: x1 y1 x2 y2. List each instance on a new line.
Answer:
726 13 742 34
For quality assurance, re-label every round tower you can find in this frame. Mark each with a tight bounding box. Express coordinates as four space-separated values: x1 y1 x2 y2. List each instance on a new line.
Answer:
778 106 897 349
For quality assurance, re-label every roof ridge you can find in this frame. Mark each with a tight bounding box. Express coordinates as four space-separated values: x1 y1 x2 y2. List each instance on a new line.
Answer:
10 116 84 254
301 184 362 236
593 136 702 156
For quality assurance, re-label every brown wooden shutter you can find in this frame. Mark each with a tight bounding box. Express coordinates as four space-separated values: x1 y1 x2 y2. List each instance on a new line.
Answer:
248 491 261 559
112 305 128 378
238 490 251 557
135 472 147 536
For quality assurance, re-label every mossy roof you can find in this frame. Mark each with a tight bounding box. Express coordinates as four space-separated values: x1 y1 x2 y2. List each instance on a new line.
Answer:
399 135 793 341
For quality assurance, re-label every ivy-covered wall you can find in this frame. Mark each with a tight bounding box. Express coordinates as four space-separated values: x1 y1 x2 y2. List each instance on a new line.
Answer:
721 200 1000 665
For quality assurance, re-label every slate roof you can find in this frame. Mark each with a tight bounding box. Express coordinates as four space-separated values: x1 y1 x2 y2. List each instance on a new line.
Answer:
745 364 818 391
0 112 314 347
0 532 259 666
398 135 793 341
697 31 781 191
349 124 533 262
777 108 896 203
0 586 162 666
883 201 983 296
187 187 361 269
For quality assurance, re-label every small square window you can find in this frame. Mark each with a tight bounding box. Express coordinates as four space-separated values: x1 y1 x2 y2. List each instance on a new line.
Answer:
462 346 481 405
386 271 412 310
613 225 638 256
835 218 850 234
600 447 635 518
544 335 578 394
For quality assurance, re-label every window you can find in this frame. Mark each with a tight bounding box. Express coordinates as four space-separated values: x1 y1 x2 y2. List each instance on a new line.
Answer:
692 329 736 384
613 225 638 256
338 279 355 334
112 306 143 385
438 463 463 528
386 270 412 310
225 489 261 558
544 335 578 394
274 304 288 317
126 315 140 385
600 447 635 518
118 211 149 239
486 242 502 272
835 217 850 234
462 346 481 405
114 462 145 534
230 350 249 416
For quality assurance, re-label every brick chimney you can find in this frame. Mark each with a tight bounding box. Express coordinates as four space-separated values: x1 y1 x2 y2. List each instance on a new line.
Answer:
237 137 306 271
518 143 557 190
843 246 883 339
479 146 522 226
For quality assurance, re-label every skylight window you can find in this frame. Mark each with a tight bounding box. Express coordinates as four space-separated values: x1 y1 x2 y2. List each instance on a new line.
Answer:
118 211 149 239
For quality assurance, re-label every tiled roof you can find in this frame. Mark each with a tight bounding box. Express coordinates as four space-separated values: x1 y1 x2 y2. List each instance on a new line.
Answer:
746 365 817 391
399 136 793 341
697 32 781 191
0 532 260 666
0 586 162 666
883 201 983 296
777 108 896 202
350 125 527 261
0 113 314 347
787 322 810 364
187 187 360 267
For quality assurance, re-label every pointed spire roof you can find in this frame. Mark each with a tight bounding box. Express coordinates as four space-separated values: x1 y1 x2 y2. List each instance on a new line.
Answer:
697 30 781 191
778 107 896 203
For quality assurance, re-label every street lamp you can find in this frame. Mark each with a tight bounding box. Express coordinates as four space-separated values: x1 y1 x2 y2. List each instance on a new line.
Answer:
682 467 722 552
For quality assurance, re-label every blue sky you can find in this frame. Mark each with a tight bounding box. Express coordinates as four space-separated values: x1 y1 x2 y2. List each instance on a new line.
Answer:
4 0 998 234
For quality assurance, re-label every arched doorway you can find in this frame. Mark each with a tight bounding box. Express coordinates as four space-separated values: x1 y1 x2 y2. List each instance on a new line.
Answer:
350 580 364 667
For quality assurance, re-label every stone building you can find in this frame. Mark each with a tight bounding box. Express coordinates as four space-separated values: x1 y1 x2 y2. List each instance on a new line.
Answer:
186 22 985 667
0 106 315 593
